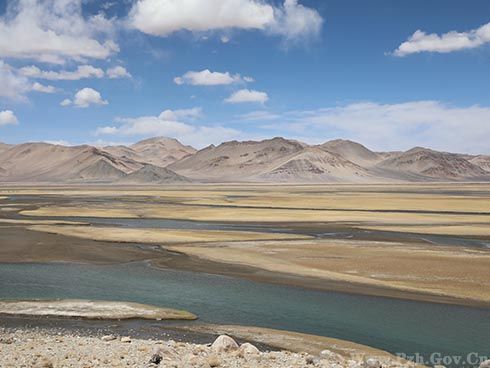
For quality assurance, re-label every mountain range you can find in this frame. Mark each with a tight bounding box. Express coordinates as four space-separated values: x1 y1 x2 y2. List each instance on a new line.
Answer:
0 137 489 184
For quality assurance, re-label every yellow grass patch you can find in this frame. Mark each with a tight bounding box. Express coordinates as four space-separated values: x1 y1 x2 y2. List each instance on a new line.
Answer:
28 224 311 244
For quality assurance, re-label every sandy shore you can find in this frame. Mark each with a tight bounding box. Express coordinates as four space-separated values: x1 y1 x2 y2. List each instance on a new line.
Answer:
0 300 197 320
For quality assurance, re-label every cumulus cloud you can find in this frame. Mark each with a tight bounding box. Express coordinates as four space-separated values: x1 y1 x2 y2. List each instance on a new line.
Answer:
106 66 131 79
174 69 251 86
268 0 323 43
225 89 269 104
31 82 56 93
270 101 490 154
62 87 108 108
393 22 490 56
0 0 119 64
0 60 31 101
95 108 242 148
20 65 105 80
128 0 322 44
0 110 18 126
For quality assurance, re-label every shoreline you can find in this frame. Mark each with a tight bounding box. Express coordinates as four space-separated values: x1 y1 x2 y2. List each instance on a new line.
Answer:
0 313 415 366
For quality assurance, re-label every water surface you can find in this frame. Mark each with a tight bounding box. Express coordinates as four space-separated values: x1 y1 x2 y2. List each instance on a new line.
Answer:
0 261 488 364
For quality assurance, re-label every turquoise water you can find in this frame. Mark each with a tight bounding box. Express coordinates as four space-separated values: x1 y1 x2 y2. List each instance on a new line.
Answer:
0 262 488 364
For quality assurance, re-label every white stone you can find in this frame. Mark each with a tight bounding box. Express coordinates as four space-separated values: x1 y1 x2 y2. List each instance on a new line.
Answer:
240 342 260 354
120 336 131 343
211 335 239 352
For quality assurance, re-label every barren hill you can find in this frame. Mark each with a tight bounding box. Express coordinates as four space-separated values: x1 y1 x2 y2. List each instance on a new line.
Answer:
0 143 142 183
118 164 191 184
318 139 382 167
0 138 489 183
375 147 488 180
259 147 373 182
469 155 490 172
169 137 307 181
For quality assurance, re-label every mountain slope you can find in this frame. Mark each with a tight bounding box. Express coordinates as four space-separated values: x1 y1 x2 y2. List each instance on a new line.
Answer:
104 137 196 168
118 164 191 184
0 143 141 182
319 139 382 167
469 155 490 172
375 147 488 180
258 147 373 182
169 137 307 180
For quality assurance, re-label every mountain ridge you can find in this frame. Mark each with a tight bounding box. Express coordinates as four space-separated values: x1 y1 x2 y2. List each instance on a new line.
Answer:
0 137 489 183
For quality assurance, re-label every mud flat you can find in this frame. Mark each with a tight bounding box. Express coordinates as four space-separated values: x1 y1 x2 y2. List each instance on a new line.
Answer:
0 299 197 320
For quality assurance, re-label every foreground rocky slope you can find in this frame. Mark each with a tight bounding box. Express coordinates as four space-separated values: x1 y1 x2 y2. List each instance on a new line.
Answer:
0 328 417 368
0 137 489 183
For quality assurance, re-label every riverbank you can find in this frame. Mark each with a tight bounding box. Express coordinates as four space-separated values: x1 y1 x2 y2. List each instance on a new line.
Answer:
0 324 418 368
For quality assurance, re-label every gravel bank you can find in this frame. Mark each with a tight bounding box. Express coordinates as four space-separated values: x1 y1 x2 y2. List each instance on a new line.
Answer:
0 327 417 368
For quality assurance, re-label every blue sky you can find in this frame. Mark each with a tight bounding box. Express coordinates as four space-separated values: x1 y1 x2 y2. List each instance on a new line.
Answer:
1 0 490 153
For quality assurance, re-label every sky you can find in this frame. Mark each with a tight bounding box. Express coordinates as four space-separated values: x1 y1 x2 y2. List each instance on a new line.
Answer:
0 0 490 153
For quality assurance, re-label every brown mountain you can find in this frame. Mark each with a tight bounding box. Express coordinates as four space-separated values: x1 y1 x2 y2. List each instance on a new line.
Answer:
469 155 490 172
104 137 196 168
118 164 192 184
169 137 307 181
0 138 489 183
375 147 488 180
259 147 373 182
318 139 382 167
0 143 142 182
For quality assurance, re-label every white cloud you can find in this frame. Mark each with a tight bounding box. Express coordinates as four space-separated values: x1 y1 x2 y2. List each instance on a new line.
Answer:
225 89 269 104
107 66 131 79
20 65 105 80
158 107 202 120
174 69 250 86
60 98 72 106
0 0 119 64
393 22 490 56
0 60 30 101
128 0 322 44
273 101 490 154
95 108 242 148
31 82 56 93
239 110 280 121
268 0 323 43
62 87 108 108
0 110 18 126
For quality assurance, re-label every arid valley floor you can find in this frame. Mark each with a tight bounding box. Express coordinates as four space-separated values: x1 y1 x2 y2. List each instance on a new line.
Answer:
1 184 489 367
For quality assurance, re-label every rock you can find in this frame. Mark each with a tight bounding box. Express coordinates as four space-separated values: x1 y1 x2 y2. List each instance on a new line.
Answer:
306 355 316 365
101 335 116 342
210 335 239 353
364 357 381 368
433 365 446 368
149 353 162 365
120 336 131 343
207 354 220 367
239 342 260 355
480 360 490 368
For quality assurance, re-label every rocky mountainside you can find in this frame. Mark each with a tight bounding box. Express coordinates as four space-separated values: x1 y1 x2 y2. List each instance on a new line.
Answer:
375 147 489 180
0 142 188 183
259 147 373 182
318 139 382 167
104 137 196 168
0 137 489 183
169 137 307 181
469 155 490 172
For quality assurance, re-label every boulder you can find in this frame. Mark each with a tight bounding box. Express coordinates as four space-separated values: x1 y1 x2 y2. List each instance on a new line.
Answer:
240 342 260 355
207 354 220 367
149 353 162 365
480 360 490 368
101 335 116 342
211 335 239 353
364 357 381 368
120 336 131 343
